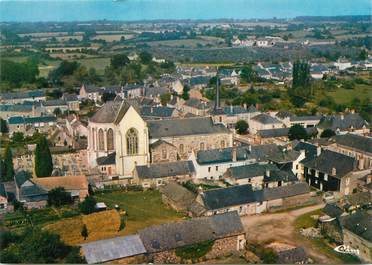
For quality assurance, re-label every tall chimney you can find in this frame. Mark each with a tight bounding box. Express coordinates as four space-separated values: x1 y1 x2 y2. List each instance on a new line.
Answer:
331 167 337 176
316 146 322 156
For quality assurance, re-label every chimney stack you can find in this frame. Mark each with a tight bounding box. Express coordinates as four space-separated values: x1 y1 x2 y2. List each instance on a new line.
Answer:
340 114 344 120
331 167 337 176
358 158 364 170
266 169 270 177
316 146 322 156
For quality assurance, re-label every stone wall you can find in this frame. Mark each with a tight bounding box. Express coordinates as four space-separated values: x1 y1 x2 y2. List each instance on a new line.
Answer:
107 254 147 264
320 219 343 244
152 250 181 264
206 235 242 259
151 142 178 163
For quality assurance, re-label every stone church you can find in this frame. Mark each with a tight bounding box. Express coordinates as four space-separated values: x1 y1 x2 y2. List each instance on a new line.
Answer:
87 99 233 177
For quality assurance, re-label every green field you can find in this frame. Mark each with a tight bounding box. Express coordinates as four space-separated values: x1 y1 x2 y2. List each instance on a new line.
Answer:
77 57 111 74
94 190 185 235
325 85 372 104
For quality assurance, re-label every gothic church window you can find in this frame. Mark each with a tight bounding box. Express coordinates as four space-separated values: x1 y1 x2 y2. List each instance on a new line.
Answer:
126 128 138 155
98 129 105 151
107 128 114 150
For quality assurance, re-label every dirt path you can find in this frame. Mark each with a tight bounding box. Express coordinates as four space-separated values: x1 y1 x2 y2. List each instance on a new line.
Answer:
241 203 338 264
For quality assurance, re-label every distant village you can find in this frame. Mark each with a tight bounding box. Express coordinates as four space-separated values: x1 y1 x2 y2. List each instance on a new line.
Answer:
0 52 371 264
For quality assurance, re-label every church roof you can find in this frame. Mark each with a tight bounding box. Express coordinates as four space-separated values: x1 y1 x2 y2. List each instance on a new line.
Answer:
89 100 122 124
147 117 230 138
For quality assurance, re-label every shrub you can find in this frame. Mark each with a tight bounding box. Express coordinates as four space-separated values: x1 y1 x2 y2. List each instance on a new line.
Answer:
175 240 214 260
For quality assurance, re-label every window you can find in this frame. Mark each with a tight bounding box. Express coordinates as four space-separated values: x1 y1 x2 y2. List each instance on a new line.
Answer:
107 128 114 150
215 166 218 171
162 148 167 159
126 128 138 155
98 129 105 151
248 178 251 183
92 128 96 149
220 140 225 148
208 167 211 172
179 144 184 153
200 142 205 150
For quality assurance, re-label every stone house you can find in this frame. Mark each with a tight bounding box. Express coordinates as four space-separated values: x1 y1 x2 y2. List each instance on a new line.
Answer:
324 134 372 170
133 161 195 188
79 84 104 102
150 139 178 163
32 175 89 202
194 182 312 216
249 113 284 134
0 103 45 120
211 104 258 129
14 171 48 209
96 152 116 177
158 181 196 212
317 113 369 135
302 149 360 196
138 212 246 263
340 210 372 263
224 163 298 189
181 98 212 116
41 99 69 114
0 90 46 104
7 116 57 136
255 127 317 145
62 93 80 112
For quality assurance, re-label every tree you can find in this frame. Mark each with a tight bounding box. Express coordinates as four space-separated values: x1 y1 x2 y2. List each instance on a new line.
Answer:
160 93 171 106
181 85 190 100
3 145 14 182
79 196 97 215
81 224 88 240
139 51 152 64
34 136 53 177
110 54 130 69
0 118 9 133
53 107 62 117
236 120 248 134
288 124 308 141
101 92 116 103
48 187 72 207
320 129 336 138
290 60 312 106
240 65 258 83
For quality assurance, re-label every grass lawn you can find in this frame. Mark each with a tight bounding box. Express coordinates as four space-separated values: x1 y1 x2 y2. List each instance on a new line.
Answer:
44 209 122 245
94 190 185 236
294 210 361 264
77 57 111 74
325 85 372 104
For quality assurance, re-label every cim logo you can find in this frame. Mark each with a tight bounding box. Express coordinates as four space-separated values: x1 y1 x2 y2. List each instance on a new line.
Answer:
334 245 360 256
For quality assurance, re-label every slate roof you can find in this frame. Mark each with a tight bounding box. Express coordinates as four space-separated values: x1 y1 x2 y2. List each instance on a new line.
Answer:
341 210 372 242
222 105 249 116
290 115 322 122
96 152 116 166
329 134 372 154
322 203 344 218
140 106 175 118
293 141 318 163
81 234 146 264
227 163 278 179
14 170 32 187
259 145 301 164
89 100 122 123
158 181 196 210
251 113 282 124
303 150 356 178
139 212 244 253
8 116 56 125
62 93 79 102
318 113 368 131
0 104 34 112
261 182 311 201
247 105 258 113
184 98 211 110
42 99 67 106
135 161 195 179
200 184 258 210
144 86 169 97
147 117 230 138
15 171 48 201
196 146 253 165
83 85 104 93
0 90 45 100
150 139 176 150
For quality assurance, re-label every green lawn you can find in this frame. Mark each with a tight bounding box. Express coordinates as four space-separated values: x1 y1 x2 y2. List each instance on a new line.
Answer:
325 85 372 104
94 190 185 235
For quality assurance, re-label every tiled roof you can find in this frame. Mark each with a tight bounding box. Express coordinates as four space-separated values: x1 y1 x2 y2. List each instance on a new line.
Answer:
147 117 230 138
96 152 116 166
318 113 368 131
135 161 195 179
81 235 146 264
139 212 244 253
32 175 88 191
251 113 282 124
341 210 372 242
329 134 372 154
8 116 56 125
89 100 122 124
201 184 258 210
303 150 356 178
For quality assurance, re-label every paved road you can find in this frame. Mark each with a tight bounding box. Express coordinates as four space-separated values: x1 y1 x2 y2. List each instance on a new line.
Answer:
240 203 339 264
